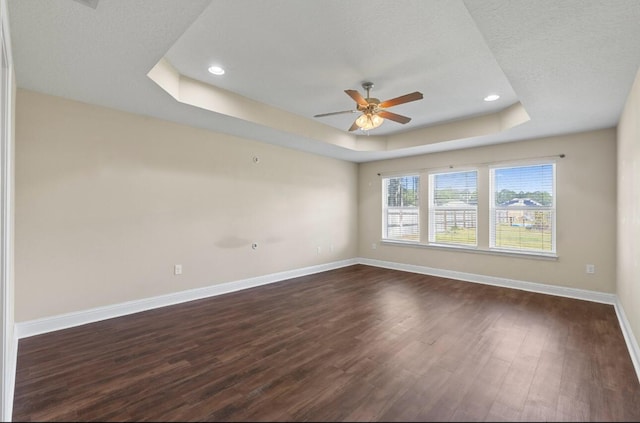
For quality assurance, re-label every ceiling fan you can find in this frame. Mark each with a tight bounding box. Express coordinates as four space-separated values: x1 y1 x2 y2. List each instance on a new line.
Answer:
314 82 423 132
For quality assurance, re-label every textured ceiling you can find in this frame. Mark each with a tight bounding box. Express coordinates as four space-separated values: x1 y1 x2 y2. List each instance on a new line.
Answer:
7 0 640 162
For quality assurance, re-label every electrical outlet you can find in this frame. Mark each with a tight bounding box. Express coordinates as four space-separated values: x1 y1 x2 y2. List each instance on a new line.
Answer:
174 264 182 275
586 264 595 274
317 246 322 255
372 243 377 250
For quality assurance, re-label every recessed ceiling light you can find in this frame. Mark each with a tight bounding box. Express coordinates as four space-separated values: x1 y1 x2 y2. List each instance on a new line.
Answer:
484 94 500 102
208 66 225 76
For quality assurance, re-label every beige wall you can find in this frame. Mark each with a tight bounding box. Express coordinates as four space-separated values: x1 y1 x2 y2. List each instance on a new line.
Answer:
15 89 358 322
359 128 617 293
617 68 640 346
13 86 624 324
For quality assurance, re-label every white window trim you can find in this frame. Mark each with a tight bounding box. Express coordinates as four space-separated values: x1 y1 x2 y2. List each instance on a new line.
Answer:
381 238 558 260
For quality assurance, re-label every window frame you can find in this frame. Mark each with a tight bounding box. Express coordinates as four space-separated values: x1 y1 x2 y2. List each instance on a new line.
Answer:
381 174 420 243
489 161 557 256
428 169 478 247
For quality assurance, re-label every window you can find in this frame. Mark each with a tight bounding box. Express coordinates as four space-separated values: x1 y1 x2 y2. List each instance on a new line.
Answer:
381 160 558 258
429 170 477 246
490 163 555 254
382 175 419 241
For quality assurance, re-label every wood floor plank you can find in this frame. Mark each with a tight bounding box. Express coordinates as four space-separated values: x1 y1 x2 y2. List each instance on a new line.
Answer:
492 353 540 413
452 356 511 421
525 349 565 410
12 264 640 422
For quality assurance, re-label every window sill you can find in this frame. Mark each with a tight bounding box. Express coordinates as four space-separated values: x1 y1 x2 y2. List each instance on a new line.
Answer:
380 239 558 261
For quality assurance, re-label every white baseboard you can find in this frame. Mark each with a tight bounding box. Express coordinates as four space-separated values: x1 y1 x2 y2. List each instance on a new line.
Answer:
15 258 358 339
13 257 638 385
357 258 617 304
15 257 619 339
614 297 640 384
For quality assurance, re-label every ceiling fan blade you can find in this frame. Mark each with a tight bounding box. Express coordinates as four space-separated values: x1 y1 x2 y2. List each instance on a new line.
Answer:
379 91 423 108
377 110 412 124
348 119 360 132
345 89 369 108
313 110 356 118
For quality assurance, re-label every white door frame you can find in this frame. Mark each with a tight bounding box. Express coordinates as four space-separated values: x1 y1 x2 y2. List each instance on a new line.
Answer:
0 0 14 420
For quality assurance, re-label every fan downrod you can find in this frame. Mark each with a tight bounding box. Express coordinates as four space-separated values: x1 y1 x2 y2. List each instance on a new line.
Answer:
362 82 374 98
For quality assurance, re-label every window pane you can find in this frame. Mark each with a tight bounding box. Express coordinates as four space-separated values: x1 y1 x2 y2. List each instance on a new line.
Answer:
433 171 478 206
383 176 419 241
493 210 554 251
430 171 477 246
433 210 477 244
493 164 553 206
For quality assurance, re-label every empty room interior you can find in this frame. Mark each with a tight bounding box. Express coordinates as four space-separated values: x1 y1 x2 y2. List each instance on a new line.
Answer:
2 0 640 421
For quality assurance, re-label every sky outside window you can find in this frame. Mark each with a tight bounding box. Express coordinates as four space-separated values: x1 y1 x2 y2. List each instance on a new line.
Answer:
494 164 553 194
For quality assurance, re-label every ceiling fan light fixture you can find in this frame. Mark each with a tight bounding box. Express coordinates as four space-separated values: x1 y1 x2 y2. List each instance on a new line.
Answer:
356 113 384 130
315 82 421 132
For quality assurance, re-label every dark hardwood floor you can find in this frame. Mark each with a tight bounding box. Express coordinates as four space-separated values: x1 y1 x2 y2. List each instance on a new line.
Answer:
12 264 640 421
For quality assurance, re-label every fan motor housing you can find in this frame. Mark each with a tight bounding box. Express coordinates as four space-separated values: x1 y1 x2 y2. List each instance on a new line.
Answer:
357 97 380 113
